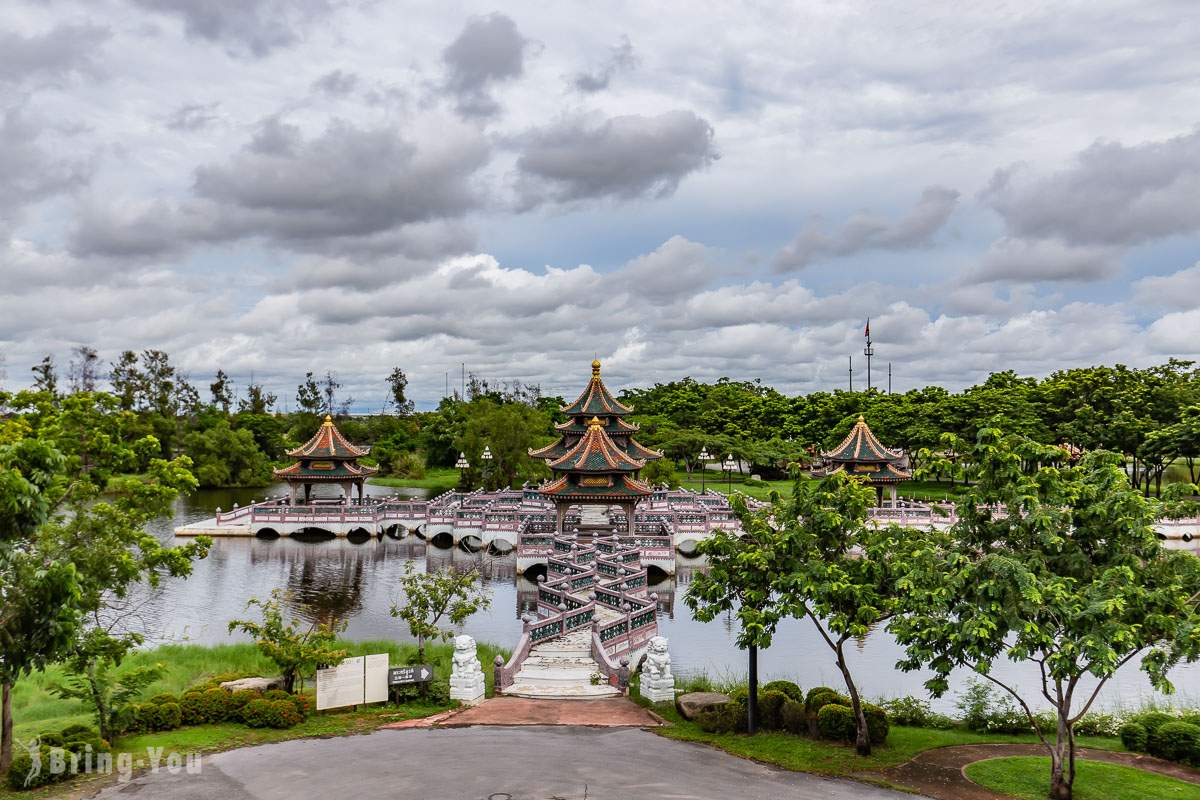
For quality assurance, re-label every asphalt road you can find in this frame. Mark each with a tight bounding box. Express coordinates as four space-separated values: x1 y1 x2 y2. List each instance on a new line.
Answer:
93 726 911 800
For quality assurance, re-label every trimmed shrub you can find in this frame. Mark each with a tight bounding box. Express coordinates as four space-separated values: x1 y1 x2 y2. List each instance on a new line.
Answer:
157 702 183 730
877 696 954 729
805 686 837 710
1120 722 1148 752
290 694 312 721
1134 712 1174 737
181 691 207 725
184 680 218 695
241 699 270 728
197 687 233 723
263 689 292 702
149 692 179 706
38 733 64 748
59 724 97 741
762 681 802 702
730 686 749 705
694 702 748 734
863 703 890 744
817 703 856 742
781 699 806 735
1183 713 1200 728
264 699 302 728
758 690 790 730
63 736 111 756
7 745 67 790
1148 721 1200 765
1074 712 1120 737
808 690 850 717
229 689 263 722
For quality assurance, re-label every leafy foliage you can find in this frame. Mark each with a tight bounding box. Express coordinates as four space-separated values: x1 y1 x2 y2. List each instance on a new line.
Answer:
389 561 490 665
228 589 349 693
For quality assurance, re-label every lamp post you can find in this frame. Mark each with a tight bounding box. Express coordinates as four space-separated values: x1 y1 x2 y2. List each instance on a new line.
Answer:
698 447 711 493
724 454 737 494
481 445 493 490
455 452 469 489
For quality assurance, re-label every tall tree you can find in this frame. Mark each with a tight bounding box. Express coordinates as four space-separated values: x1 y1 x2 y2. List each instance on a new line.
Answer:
296 372 323 415
389 561 490 681
386 367 415 416
240 379 277 415
210 369 233 413
67 346 101 394
320 370 341 416
108 350 141 411
892 428 1200 800
30 355 57 397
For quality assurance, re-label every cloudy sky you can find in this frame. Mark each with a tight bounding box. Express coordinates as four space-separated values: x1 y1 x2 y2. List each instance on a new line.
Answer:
3 0 1200 410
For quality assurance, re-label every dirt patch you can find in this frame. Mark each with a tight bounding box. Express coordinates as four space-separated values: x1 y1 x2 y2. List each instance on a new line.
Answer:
859 743 1200 800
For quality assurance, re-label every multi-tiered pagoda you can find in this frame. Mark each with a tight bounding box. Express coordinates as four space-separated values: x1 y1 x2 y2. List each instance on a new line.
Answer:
530 360 662 533
274 415 378 504
813 415 911 505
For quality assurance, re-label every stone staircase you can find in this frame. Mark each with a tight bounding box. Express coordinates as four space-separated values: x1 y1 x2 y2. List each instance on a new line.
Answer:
503 628 621 699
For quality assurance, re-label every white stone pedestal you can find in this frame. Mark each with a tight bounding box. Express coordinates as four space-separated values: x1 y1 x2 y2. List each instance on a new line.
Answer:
639 635 675 704
640 676 675 704
449 634 486 705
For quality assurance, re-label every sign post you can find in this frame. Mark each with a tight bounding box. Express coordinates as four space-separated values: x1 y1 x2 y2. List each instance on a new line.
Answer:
388 665 434 685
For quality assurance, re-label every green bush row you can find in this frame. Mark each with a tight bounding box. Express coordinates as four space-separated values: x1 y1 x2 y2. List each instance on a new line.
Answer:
1119 713 1200 766
692 683 890 746
5 724 111 791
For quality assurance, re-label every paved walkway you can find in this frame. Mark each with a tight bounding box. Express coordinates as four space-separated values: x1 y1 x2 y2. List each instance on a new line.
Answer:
439 696 664 727
95 726 910 800
862 743 1200 800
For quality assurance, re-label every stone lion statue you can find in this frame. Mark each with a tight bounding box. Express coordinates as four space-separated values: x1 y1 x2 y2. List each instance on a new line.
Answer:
452 634 480 677
642 636 672 681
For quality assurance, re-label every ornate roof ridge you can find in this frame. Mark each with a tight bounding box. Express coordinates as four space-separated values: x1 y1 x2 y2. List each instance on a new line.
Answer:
285 415 371 459
559 360 634 417
823 415 901 463
547 417 645 473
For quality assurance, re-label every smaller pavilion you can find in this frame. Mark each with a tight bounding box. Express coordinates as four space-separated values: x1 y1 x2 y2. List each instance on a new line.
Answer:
274 415 378 504
813 415 911 505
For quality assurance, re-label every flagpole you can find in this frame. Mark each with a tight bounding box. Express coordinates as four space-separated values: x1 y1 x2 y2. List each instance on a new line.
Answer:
863 318 874 392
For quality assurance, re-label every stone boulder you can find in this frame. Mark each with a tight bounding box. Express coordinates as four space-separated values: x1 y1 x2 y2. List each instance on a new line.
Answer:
219 676 286 693
675 692 732 720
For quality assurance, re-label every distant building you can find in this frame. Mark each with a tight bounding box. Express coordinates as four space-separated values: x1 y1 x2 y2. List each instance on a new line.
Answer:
813 415 911 505
274 415 378 503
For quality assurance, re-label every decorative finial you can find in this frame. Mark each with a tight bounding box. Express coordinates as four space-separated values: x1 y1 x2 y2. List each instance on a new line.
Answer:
857 415 865 423
588 416 603 429
324 414 333 425
592 358 601 377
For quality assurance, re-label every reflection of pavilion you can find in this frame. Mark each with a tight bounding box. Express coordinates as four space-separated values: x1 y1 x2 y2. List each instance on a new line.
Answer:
813 416 911 505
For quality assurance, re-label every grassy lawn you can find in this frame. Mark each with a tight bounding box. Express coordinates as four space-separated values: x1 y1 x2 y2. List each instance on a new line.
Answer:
368 467 459 490
633 696 1122 778
965 756 1200 800
6 638 507 798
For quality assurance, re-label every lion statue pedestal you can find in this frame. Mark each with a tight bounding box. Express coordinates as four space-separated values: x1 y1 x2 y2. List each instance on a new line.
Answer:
449 634 485 704
639 635 675 704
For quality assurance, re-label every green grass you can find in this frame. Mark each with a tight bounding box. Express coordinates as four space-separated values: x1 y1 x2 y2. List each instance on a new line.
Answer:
965 756 1200 800
11 638 507 743
632 695 1122 778
367 467 459 490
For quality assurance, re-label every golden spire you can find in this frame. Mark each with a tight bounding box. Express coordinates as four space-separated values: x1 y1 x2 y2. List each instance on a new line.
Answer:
591 358 602 378
323 414 333 425
588 416 603 429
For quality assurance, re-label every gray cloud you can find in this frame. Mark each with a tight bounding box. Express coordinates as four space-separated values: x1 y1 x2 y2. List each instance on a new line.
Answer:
0 23 109 86
515 110 716 208
71 117 489 257
443 13 529 118
982 128 1200 246
772 186 959 272
962 237 1123 284
572 36 637 93
1132 262 1200 310
128 0 346 59
311 69 358 96
0 108 93 235
165 102 220 131
613 236 714 299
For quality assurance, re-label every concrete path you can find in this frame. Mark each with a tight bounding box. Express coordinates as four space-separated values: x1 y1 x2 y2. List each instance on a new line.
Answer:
862 742 1200 800
442 696 663 727
94 726 910 800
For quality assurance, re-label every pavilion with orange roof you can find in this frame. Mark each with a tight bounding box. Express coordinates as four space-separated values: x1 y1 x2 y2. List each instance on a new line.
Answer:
530 359 662 533
274 415 378 504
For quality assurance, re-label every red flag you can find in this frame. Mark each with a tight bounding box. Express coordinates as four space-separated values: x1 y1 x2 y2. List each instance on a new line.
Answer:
864 318 870 338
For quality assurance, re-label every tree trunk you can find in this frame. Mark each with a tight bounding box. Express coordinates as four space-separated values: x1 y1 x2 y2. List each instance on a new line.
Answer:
418 633 427 701
1 682 12 773
1048 717 1075 800
835 639 871 756
87 660 111 744
747 644 758 735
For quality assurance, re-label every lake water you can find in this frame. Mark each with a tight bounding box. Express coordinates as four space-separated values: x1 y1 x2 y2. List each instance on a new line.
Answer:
142 483 1200 713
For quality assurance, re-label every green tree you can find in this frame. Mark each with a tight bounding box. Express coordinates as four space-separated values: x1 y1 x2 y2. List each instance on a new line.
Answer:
48 630 165 743
685 493 786 734
108 350 141 411
386 367 415 416
183 419 273 487
30 355 57 397
239 379 276 415
67 346 101 394
0 389 207 769
455 398 551 489
641 457 679 488
210 369 233 413
228 588 348 693
892 427 1200 800
772 470 928 755
390 561 490 669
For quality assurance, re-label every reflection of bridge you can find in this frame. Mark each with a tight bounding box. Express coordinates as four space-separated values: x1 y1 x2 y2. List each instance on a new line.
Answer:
174 487 765 567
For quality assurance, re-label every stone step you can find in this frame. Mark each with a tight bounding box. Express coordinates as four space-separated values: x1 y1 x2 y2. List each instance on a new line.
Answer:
522 655 596 670
502 682 621 700
511 665 598 685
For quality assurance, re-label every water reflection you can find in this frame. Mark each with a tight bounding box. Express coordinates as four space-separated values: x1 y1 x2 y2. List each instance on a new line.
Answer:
142 485 1200 712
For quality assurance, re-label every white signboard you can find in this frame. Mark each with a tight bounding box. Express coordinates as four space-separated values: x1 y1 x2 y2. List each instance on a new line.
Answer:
316 656 365 710
364 653 389 704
